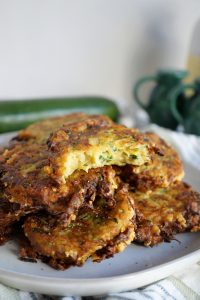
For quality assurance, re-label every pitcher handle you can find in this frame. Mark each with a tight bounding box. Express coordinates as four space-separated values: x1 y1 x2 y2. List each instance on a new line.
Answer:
133 76 157 110
170 84 195 124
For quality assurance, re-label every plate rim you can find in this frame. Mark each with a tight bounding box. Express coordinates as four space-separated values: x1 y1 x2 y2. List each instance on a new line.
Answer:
0 245 199 296
0 244 199 282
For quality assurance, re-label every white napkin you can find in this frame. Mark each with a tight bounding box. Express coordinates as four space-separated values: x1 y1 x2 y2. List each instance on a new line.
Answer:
0 125 200 300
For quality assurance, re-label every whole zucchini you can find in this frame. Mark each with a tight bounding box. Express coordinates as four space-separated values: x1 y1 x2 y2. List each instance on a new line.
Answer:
0 97 120 133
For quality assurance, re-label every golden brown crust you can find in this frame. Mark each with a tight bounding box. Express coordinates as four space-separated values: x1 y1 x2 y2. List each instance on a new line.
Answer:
0 190 38 245
23 187 135 269
0 194 24 245
92 226 134 263
16 113 97 142
133 182 200 246
120 132 184 192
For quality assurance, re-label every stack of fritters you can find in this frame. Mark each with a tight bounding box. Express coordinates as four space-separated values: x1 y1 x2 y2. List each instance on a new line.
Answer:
0 113 154 267
0 113 199 269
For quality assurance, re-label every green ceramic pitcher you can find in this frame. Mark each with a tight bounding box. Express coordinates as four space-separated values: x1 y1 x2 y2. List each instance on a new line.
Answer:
170 78 200 135
133 70 188 129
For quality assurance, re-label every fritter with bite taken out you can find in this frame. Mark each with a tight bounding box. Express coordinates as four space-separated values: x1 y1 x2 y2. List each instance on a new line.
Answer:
0 114 154 224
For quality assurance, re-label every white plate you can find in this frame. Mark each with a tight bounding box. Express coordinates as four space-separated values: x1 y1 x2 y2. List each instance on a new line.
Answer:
0 133 199 296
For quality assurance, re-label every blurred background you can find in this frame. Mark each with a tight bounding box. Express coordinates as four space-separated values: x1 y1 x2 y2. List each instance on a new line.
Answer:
0 0 200 118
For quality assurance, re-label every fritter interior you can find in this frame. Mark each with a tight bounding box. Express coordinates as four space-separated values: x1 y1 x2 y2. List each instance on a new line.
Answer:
133 182 200 246
23 187 135 269
46 117 152 183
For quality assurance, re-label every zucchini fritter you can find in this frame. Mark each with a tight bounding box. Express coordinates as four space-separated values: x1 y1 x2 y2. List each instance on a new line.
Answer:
134 182 200 246
0 115 117 218
23 187 135 269
46 116 152 183
0 113 153 222
120 132 184 191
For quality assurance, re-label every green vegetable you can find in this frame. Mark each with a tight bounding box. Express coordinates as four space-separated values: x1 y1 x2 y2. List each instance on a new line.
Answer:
99 153 113 163
113 218 118 224
129 154 138 159
0 97 120 133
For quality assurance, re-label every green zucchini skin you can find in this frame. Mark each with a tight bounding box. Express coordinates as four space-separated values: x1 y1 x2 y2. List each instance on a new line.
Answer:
0 97 120 133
